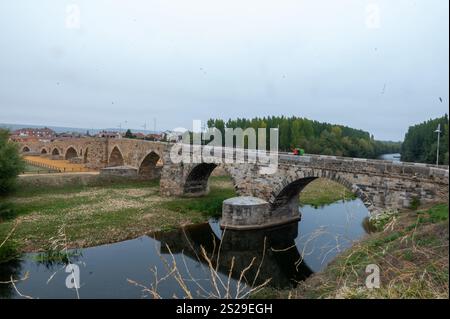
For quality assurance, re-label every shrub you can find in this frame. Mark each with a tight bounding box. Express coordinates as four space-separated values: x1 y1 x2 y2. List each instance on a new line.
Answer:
0 129 24 194
409 197 421 210
369 209 398 231
0 238 20 264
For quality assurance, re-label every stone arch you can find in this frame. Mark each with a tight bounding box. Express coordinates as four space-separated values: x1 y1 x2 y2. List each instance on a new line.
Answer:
41 148 48 154
108 146 124 167
183 163 237 197
22 146 30 153
65 146 78 160
51 148 60 156
269 169 374 214
138 151 163 179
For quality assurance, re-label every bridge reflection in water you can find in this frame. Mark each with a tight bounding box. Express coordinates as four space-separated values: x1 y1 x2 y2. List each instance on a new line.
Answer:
0 199 370 298
150 221 313 289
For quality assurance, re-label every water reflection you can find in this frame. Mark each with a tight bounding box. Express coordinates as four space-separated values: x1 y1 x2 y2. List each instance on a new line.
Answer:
151 221 313 289
0 259 22 299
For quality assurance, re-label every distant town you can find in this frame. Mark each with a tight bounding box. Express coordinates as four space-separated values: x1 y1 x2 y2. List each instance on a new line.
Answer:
7 126 185 144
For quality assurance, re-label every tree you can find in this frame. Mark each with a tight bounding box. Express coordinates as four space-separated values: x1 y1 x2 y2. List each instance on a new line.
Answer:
206 115 402 158
124 129 134 139
0 129 24 194
401 114 449 164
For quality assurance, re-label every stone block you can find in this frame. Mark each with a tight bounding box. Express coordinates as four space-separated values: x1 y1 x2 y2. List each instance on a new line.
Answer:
99 166 138 178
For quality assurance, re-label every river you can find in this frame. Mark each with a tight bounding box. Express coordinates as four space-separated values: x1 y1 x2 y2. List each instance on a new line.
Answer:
378 153 401 162
0 198 370 299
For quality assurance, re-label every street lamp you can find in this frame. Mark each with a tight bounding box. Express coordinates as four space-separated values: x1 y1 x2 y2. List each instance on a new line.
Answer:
435 123 441 166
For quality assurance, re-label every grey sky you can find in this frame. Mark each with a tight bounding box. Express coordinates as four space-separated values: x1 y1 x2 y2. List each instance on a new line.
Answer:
0 0 448 140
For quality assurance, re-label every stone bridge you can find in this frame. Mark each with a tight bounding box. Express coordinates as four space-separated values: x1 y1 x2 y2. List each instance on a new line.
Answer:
19 138 449 228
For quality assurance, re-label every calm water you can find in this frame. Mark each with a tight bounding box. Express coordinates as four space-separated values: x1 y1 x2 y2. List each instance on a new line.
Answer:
0 199 369 299
378 153 401 162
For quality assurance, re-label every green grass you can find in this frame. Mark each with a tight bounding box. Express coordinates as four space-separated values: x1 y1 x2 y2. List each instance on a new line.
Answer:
0 239 20 264
13 179 160 198
299 178 356 207
160 187 236 218
20 163 59 174
34 249 82 266
416 204 449 223
0 177 235 258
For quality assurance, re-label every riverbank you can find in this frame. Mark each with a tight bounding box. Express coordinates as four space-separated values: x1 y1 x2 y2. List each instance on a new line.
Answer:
0 178 234 256
0 176 359 260
254 203 449 299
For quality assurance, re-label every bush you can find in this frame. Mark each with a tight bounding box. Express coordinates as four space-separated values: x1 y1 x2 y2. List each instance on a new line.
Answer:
0 129 24 194
0 239 20 264
410 197 421 210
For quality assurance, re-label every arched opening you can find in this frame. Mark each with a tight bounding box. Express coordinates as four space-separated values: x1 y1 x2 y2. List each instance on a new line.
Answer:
270 176 362 214
65 147 78 160
52 148 60 156
108 146 124 167
184 163 218 196
22 146 30 153
183 163 236 197
41 148 47 154
271 177 317 216
138 151 163 180
83 148 88 163
270 177 371 273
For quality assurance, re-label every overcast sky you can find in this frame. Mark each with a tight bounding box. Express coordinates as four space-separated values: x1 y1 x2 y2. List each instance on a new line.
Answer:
0 0 448 140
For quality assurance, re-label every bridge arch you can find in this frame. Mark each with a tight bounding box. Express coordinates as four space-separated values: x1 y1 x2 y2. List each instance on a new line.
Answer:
41 148 48 154
269 169 374 214
183 163 237 196
51 148 60 156
108 146 124 167
138 151 163 179
65 146 78 160
22 146 30 153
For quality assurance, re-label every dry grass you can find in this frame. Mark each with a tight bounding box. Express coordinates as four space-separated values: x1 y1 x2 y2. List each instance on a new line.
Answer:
0 178 233 253
23 156 93 172
282 204 449 299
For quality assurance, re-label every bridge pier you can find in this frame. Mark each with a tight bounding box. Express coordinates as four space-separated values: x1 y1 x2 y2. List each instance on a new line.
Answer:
221 196 301 230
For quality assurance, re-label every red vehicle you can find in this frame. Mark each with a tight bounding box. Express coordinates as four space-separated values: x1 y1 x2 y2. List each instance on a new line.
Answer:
292 147 305 156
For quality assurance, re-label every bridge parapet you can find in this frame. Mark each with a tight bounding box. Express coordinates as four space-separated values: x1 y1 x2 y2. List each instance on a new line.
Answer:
278 153 449 183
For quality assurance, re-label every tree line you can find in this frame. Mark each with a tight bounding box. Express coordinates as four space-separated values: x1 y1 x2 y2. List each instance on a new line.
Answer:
206 116 401 159
401 114 449 165
0 129 24 194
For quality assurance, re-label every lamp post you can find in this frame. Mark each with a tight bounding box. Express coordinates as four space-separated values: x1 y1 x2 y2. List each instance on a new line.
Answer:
435 123 441 166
